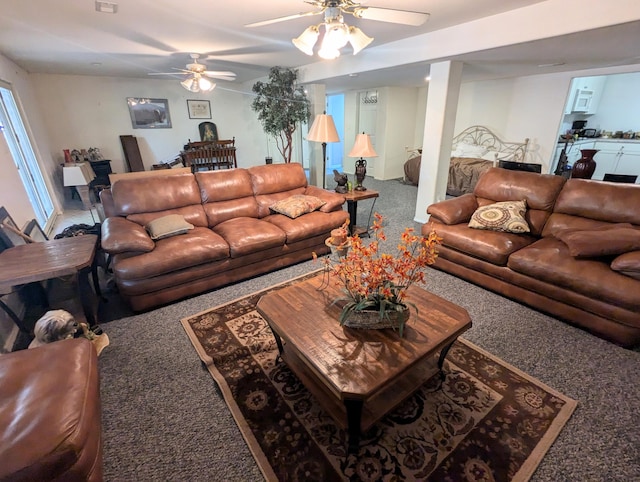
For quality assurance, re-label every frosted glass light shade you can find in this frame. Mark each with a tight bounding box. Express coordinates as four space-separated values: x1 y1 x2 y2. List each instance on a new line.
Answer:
292 25 320 56
348 26 374 55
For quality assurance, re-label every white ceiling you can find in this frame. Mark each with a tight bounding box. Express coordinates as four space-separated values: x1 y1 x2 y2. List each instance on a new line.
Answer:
1 0 639 92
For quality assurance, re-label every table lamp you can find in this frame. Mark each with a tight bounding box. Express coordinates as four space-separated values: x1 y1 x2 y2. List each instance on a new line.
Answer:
63 163 96 210
307 112 340 188
348 132 377 191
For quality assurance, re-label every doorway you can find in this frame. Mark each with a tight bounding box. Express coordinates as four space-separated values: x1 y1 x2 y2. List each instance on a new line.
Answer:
326 94 345 174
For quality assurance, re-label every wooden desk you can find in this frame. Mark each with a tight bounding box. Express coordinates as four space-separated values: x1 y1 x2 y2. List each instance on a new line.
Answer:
0 235 100 332
256 273 472 453
341 189 379 236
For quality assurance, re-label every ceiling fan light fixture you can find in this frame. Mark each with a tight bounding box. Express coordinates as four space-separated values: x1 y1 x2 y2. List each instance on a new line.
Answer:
318 46 341 60
348 26 373 55
197 76 216 92
292 25 320 56
323 18 350 50
180 77 199 93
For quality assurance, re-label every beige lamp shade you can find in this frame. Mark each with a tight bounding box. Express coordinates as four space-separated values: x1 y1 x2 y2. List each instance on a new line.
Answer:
63 163 96 186
348 133 378 158
307 114 340 143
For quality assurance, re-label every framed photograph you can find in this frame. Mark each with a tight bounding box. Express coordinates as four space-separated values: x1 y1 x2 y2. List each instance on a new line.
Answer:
127 98 172 129
187 99 212 119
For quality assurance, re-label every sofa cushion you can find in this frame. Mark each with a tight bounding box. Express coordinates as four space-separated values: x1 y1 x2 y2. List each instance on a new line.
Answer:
508 237 640 312
145 214 194 240
113 227 229 280
265 210 350 243
553 178 640 225
427 220 537 266
469 200 530 233
611 251 640 280
102 217 155 254
269 194 326 219
556 227 640 258
213 217 286 257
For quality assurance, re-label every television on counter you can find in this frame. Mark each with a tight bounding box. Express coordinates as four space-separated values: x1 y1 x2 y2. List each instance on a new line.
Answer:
498 160 542 173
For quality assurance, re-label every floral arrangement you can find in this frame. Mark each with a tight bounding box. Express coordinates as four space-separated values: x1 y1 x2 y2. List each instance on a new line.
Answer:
315 213 441 336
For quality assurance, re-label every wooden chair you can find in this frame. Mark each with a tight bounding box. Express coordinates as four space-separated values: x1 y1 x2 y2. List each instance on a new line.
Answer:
182 146 235 172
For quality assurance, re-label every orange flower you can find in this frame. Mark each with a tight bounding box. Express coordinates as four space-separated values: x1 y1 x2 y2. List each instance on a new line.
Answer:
314 214 441 329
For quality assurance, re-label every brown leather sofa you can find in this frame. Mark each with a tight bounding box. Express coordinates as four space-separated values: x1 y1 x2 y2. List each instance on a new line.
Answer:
424 167 640 347
101 163 349 311
0 338 103 481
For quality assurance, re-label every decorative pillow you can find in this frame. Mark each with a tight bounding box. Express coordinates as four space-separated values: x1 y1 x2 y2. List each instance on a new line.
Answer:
556 227 640 258
270 195 326 219
610 251 640 280
468 200 530 233
452 142 488 159
145 214 194 240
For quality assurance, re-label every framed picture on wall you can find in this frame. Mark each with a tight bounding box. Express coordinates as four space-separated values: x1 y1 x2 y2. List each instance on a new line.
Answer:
187 99 212 119
127 98 172 129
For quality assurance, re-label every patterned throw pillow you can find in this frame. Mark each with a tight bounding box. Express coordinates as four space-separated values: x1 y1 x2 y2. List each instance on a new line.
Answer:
270 195 326 219
468 200 530 233
145 214 194 240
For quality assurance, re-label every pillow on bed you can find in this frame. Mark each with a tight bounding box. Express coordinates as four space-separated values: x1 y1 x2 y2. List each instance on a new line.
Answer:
270 194 326 219
468 200 530 233
452 142 488 158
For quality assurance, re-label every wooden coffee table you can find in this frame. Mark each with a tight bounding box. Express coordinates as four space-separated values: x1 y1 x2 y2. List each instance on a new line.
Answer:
256 273 472 452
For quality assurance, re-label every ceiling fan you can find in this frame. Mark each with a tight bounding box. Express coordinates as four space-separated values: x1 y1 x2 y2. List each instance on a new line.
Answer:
149 54 237 92
246 0 429 59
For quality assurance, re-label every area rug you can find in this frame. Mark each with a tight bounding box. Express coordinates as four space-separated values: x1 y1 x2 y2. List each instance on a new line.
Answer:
181 273 577 481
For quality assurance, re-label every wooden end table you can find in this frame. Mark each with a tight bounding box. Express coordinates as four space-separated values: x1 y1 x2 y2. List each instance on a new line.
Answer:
341 189 379 236
0 235 101 333
256 273 472 453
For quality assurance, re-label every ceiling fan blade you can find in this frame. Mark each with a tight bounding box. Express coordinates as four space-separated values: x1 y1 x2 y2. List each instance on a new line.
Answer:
352 7 429 26
148 72 189 76
204 72 237 81
245 10 322 28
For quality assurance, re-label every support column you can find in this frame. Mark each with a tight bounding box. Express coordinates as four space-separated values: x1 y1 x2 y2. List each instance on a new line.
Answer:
413 61 463 224
306 84 327 188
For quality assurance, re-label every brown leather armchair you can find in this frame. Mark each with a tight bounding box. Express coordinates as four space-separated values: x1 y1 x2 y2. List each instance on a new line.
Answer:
0 338 103 481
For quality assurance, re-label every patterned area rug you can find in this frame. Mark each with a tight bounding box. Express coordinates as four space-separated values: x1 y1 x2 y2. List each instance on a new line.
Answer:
181 273 576 481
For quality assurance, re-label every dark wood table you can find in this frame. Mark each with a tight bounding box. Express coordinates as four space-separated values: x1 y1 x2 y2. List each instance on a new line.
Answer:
0 235 100 332
341 189 379 236
256 273 472 452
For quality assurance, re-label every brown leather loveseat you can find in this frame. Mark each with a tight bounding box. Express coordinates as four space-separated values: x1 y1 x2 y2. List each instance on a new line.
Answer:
424 167 640 347
101 163 349 311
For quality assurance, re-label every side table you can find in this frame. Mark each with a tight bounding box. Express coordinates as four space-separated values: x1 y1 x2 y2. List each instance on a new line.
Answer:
0 235 101 333
341 189 379 236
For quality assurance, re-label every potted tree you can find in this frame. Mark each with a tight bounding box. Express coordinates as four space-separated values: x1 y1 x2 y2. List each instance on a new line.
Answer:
252 67 310 163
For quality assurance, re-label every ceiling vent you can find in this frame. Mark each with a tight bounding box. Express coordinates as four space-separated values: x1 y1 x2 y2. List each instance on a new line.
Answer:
95 1 118 14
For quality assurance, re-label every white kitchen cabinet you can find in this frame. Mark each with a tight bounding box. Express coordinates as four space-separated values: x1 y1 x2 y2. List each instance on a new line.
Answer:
564 76 607 115
591 141 640 181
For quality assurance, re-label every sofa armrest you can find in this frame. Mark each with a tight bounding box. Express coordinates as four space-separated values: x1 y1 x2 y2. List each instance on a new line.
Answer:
427 193 478 225
304 186 346 212
101 217 155 254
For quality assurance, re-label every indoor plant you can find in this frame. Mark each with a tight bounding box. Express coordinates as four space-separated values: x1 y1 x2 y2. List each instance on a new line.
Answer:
315 213 441 336
251 66 310 163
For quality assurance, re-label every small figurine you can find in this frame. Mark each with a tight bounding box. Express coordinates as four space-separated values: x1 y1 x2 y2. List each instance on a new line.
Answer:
333 169 348 193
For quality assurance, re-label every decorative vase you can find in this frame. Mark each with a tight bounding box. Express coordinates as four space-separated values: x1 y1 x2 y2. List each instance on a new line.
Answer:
342 306 410 333
571 149 598 179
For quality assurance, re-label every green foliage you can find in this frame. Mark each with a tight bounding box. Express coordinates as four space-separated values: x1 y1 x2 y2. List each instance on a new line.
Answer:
251 66 310 163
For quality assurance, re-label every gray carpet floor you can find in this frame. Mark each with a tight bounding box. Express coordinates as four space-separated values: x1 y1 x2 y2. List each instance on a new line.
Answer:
97 176 640 481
